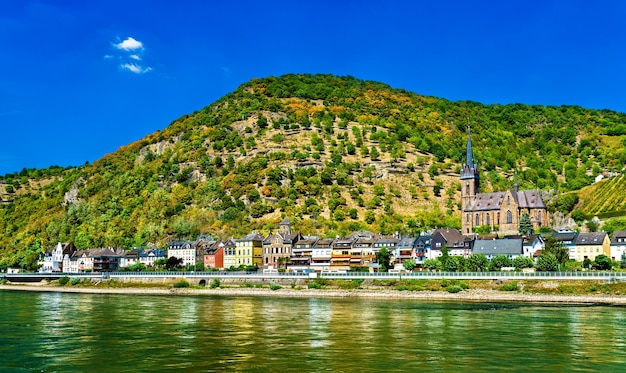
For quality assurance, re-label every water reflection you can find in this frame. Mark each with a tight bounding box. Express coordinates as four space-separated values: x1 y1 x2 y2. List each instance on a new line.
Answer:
2 292 626 372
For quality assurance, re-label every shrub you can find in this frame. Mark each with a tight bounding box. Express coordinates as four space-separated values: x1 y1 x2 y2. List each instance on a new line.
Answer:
588 285 597 292
173 280 190 288
58 276 70 286
396 285 408 291
270 283 282 291
241 282 253 288
501 281 519 291
446 285 462 293
337 279 362 290
308 282 322 289
440 278 451 288
70 277 80 286
210 278 221 288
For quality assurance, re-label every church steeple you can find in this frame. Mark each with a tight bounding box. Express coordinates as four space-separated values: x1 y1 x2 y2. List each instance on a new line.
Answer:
460 126 480 201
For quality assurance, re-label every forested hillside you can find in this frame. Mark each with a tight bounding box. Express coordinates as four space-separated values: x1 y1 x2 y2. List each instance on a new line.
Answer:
1 74 626 269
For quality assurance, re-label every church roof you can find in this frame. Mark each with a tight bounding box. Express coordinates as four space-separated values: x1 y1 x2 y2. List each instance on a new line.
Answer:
465 189 546 212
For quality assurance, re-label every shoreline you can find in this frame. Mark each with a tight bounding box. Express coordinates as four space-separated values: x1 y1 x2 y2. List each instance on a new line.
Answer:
2 284 626 305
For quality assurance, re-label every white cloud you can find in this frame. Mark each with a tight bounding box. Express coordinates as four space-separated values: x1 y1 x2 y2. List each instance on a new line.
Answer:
114 37 143 51
107 36 153 74
121 63 152 74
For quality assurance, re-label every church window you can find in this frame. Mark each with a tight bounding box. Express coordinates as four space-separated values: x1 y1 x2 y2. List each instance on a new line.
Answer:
475 214 480 226
466 214 470 223
465 183 470 195
506 210 512 224
486 214 490 226
507 196 510 204
497 212 500 223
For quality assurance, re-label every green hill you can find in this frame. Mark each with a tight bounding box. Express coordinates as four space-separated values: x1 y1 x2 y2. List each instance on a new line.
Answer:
1 73 626 269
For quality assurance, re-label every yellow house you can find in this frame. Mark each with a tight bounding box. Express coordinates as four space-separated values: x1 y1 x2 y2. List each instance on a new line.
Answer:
236 232 264 267
574 232 610 263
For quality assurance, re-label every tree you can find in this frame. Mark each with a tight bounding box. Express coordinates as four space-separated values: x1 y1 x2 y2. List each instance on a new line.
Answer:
489 254 512 271
444 256 461 272
621 252 626 269
438 246 450 270
543 236 570 265
375 248 392 272
593 254 612 270
512 256 534 270
466 254 489 272
536 253 558 271
403 259 416 271
166 256 184 271
518 213 533 235
370 146 380 161
422 258 440 271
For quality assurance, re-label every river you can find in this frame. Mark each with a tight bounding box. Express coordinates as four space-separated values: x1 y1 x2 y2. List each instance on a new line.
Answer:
1 291 625 372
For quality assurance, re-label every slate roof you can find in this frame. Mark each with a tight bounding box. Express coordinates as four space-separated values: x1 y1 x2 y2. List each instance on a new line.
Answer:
466 189 545 211
611 230 626 245
575 232 607 245
238 232 265 242
472 239 523 256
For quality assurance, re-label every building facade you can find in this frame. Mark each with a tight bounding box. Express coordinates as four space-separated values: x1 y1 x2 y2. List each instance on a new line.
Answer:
460 127 549 235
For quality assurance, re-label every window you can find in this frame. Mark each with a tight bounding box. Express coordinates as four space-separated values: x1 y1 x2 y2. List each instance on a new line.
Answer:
506 210 512 224
486 214 490 226
475 214 480 226
466 214 470 223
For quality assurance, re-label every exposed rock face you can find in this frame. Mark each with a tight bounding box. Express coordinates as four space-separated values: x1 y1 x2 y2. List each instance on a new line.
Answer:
63 177 84 206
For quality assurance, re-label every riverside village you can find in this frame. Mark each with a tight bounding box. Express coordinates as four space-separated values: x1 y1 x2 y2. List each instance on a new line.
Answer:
35 131 626 275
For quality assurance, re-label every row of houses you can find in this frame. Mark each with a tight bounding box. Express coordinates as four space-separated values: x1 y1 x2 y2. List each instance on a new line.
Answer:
39 219 626 273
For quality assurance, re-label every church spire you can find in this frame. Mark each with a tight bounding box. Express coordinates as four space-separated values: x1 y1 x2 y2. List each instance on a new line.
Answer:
465 126 474 168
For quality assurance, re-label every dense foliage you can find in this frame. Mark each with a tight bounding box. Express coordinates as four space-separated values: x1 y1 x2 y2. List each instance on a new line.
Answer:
1 73 626 268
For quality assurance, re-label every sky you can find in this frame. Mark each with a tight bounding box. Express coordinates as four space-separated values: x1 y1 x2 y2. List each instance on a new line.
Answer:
1 0 625 175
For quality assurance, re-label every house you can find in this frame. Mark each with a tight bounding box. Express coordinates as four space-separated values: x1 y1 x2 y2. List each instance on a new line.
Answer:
93 248 123 272
330 238 354 271
138 248 166 267
310 238 334 272
504 234 545 258
574 232 610 263
223 238 237 269
431 228 473 258
119 248 143 268
236 232 264 268
472 239 524 261
39 242 76 273
374 236 400 265
460 127 549 235
396 237 417 265
415 235 432 266
551 229 579 260
610 230 626 261
167 241 191 265
351 236 376 268
262 219 302 268
290 236 318 270
204 241 225 269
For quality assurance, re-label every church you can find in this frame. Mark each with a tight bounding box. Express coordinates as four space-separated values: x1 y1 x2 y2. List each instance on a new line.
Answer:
460 128 549 235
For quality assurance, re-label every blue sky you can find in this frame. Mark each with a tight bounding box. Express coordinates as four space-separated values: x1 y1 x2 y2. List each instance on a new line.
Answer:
1 0 625 175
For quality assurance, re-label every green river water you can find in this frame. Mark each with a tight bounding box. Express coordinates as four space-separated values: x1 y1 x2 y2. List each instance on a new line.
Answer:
1 290 625 372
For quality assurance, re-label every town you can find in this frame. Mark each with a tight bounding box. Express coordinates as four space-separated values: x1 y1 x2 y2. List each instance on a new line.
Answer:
37 219 626 274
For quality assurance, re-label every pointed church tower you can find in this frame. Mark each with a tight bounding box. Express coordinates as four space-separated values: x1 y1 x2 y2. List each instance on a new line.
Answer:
279 218 291 236
460 126 480 207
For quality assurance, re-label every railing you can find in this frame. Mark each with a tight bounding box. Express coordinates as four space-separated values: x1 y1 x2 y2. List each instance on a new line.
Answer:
4 271 626 282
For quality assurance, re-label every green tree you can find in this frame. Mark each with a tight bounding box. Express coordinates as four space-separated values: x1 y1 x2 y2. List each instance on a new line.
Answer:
466 254 489 272
621 252 626 269
518 213 533 235
376 247 392 272
543 236 569 265
536 253 558 271
489 254 512 271
445 256 461 272
403 259 416 271
512 256 534 270
370 146 380 161
593 254 612 270
423 258 440 271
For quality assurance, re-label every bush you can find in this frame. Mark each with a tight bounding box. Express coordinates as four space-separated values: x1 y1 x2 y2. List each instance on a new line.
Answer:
241 282 253 288
446 285 462 293
308 282 322 289
58 276 70 286
70 277 80 286
270 283 282 291
440 278 451 288
210 278 221 288
173 280 190 288
501 281 519 291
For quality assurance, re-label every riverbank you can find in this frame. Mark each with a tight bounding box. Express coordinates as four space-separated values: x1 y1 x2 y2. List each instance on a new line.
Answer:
2 283 626 305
